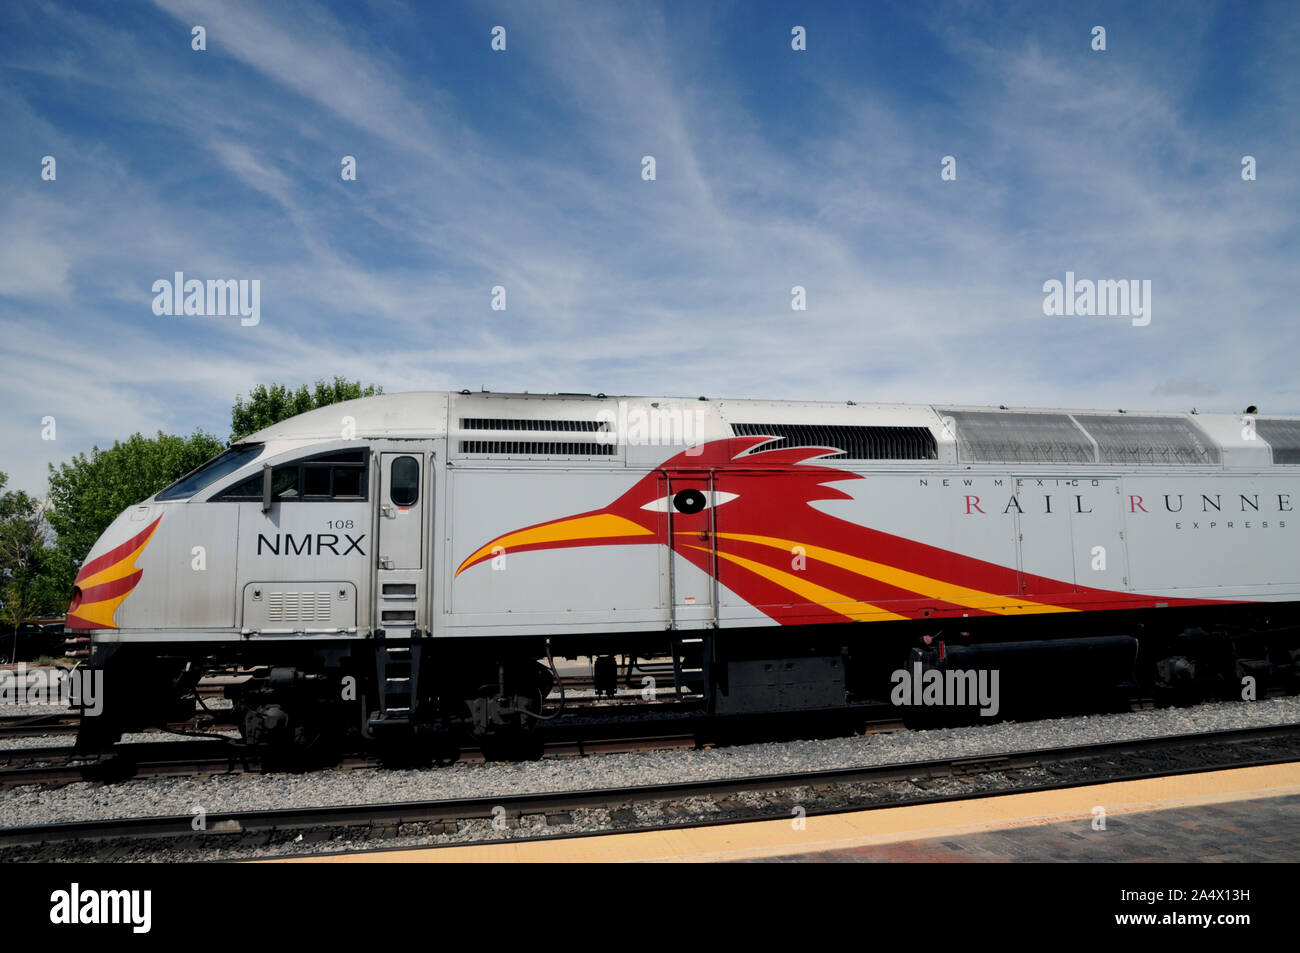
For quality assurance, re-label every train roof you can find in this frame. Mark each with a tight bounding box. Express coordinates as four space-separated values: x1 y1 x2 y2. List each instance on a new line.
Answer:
243 391 1300 468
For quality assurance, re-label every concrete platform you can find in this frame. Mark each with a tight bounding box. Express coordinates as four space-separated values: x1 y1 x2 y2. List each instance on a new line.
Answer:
757 790 1300 862
284 761 1300 863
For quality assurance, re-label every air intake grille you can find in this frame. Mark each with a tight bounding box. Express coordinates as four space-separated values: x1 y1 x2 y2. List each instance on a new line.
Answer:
267 590 334 622
458 441 616 456
459 418 609 432
457 417 616 456
1079 415 1220 465
1252 419 1300 464
940 411 1095 464
730 423 937 460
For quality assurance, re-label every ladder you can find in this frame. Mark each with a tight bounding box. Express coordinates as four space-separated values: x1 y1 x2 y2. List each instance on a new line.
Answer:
669 636 709 702
372 638 421 726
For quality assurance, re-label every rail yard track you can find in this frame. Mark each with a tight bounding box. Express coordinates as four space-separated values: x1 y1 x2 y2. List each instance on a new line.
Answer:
3 721 1299 859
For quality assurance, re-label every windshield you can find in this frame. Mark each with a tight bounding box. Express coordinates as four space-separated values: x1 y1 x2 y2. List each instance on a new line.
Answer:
155 444 265 501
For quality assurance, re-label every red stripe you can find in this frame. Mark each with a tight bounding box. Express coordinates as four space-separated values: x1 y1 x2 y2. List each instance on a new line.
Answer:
77 570 144 605
75 516 161 583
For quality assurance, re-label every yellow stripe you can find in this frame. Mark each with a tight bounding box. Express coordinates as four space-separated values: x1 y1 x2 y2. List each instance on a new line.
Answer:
274 762 1300 863
704 532 1074 616
457 514 652 575
69 591 133 629
77 528 158 590
681 544 908 622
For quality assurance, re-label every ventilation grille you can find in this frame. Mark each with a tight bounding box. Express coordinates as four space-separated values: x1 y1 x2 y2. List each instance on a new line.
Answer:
1081 415 1220 465
266 590 334 622
1253 419 1300 464
458 440 617 456
457 417 616 456
730 423 937 460
941 411 1095 464
459 418 609 432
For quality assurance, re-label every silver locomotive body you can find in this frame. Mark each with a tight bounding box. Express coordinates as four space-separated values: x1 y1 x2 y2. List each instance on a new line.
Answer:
67 392 1300 752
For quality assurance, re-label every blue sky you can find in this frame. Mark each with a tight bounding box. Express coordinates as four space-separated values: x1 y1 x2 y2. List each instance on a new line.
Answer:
1 0 1297 494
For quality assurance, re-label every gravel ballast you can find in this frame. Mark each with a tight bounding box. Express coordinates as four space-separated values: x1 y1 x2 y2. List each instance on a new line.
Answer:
3 696 1298 836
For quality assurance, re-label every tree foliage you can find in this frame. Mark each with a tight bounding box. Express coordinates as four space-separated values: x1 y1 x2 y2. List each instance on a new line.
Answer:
231 377 382 441
0 472 59 631
43 431 225 604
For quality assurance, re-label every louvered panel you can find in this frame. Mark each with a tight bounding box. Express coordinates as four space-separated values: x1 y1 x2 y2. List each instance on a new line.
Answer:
1079 415 1220 465
1254 419 1300 464
940 410 1095 464
458 440 616 455
730 423 938 460
244 583 357 630
459 418 610 432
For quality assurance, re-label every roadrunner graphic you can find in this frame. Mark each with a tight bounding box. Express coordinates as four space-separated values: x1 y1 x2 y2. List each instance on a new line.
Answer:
457 437 1228 624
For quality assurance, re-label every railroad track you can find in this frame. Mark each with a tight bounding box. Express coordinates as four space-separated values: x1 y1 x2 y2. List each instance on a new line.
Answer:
0 697 899 788
0 713 82 738
3 722 1299 856
0 711 237 740
0 722 717 789
0 716 906 788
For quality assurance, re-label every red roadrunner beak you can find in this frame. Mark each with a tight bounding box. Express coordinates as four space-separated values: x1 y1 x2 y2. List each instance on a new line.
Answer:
65 516 162 630
455 511 653 576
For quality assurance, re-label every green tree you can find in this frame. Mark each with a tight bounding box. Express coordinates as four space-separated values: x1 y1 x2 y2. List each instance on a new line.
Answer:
231 377 382 441
0 473 57 656
43 431 225 604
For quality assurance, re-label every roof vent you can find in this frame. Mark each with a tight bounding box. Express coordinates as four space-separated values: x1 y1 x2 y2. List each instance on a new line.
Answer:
1077 414 1219 465
731 423 937 460
455 418 615 458
940 410 1094 464
1253 419 1300 465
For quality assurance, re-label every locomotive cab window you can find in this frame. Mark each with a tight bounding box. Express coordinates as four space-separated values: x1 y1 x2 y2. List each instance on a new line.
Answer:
390 456 419 507
215 449 368 502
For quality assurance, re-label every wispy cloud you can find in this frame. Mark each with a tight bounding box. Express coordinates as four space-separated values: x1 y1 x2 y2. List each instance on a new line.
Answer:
1 0 1297 493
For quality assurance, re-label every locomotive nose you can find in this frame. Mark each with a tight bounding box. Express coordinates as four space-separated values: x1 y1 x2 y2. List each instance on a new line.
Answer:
64 515 162 630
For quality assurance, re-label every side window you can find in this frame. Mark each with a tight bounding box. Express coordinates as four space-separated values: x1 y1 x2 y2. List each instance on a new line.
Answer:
217 467 298 500
390 456 419 507
270 468 300 499
215 449 366 501
303 465 332 497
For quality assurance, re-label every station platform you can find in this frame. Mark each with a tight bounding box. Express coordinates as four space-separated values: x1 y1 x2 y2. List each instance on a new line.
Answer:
288 760 1300 863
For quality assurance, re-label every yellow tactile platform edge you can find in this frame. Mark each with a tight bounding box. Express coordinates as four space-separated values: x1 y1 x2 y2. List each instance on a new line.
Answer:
276 761 1300 863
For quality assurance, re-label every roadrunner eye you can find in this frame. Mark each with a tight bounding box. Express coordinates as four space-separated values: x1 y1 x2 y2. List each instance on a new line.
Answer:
640 490 739 513
673 489 706 513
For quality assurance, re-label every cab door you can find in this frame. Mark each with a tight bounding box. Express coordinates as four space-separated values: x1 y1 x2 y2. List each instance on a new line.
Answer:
375 449 429 634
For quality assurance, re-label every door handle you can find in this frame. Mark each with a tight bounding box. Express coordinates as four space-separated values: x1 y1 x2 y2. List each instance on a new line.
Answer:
381 504 396 518
380 556 394 570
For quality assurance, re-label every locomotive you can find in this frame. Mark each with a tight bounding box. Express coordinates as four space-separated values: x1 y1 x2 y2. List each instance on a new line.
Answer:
66 391 1300 755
